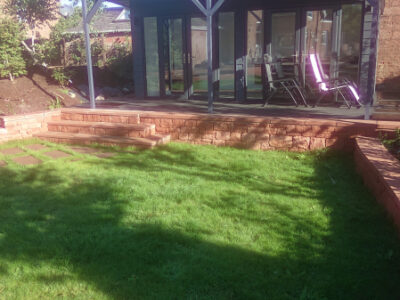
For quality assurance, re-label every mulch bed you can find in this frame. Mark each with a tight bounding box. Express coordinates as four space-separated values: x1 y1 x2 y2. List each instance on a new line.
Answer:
0 71 81 116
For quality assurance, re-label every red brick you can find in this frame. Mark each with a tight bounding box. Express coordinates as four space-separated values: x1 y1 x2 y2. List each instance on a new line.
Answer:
213 139 226 146
215 131 230 140
185 120 197 127
310 137 326 150
266 127 287 135
160 119 173 127
241 133 258 143
230 132 242 141
214 122 232 131
292 136 310 150
170 132 180 140
178 133 188 141
269 135 293 149
200 139 213 145
260 141 273 150
172 119 185 126
302 126 335 138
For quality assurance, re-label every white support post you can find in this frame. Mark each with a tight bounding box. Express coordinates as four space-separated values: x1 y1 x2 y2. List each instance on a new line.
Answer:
206 0 214 113
191 0 226 113
82 0 103 109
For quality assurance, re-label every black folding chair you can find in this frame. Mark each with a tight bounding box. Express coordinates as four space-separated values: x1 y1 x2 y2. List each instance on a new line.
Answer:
263 55 308 107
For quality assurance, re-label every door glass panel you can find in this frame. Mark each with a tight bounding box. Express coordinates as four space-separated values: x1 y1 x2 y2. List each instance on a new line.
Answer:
271 12 297 81
305 9 333 83
247 10 264 99
191 17 208 96
271 12 296 63
144 17 160 97
164 18 184 95
340 4 362 83
218 12 235 98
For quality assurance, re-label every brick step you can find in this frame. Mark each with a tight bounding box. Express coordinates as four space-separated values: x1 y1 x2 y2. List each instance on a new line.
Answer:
377 100 400 107
61 108 140 124
34 131 170 148
374 106 400 113
371 111 400 121
47 120 155 138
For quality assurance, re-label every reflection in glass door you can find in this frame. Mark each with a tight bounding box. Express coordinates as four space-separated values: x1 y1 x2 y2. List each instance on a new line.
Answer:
144 17 160 97
304 9 334 84
270 12 297 80
246 10 264 99
340 4 362 83
218 12 235 98
191 17 208 96
163 18 185 96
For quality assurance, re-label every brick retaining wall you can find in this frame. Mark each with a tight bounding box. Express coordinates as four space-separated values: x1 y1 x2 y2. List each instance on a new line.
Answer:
0 110 61 143
139 111 388 151
354 137 400 231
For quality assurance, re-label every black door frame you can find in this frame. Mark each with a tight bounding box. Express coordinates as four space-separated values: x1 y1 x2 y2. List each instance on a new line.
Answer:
158 15 192 99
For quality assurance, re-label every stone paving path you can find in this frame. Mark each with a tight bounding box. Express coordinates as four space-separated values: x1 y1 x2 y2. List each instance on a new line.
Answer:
71 147 99 154
94 152 117 158
0 148 24 155
0 144 118 167
25 144 49 151
12 156 42 166
44 150 71 159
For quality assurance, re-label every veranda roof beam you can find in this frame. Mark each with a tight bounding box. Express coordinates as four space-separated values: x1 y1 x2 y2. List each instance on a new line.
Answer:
191 0 207 16
210 0 225 16
87 0 104 23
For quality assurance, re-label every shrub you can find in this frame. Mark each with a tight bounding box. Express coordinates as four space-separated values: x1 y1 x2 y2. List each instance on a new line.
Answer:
0 19 27 80
382 129 400 160
105 41 132 80
51 67 74 87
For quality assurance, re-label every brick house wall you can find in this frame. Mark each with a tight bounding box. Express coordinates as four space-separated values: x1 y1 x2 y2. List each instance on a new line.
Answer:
376 0 400 98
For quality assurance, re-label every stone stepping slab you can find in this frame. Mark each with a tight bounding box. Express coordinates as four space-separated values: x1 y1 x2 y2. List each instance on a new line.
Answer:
44 150 71 159
25 144 49 151
70 147 100 154
0 147 24 155
94 152 117 159
12 156 41 166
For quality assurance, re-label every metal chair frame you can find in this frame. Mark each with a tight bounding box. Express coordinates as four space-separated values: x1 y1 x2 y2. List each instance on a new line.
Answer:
309 53 362 109
263 59 308 107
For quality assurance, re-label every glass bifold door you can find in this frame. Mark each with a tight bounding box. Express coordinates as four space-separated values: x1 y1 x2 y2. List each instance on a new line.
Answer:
247 5 362 100
143 16 209 98
143 5 362 100
143 15 235 99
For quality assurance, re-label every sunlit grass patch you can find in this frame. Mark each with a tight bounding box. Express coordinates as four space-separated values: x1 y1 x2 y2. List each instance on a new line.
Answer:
0 139 398 299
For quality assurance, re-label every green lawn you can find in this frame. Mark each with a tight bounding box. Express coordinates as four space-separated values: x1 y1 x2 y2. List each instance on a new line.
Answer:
0 139 399 299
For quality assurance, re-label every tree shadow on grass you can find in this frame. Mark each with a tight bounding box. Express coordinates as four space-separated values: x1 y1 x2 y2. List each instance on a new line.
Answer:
0 147 398 299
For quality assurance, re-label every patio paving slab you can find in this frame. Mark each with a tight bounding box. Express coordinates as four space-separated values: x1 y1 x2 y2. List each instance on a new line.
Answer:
44 150 71 159
0 147 24 155
25 144 49 151
95 152 117 158
12 156 41 165
70 147 99 154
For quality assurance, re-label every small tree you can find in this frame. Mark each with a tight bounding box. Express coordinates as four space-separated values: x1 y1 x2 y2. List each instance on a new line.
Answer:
4 0 58 52
0 19 27 81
